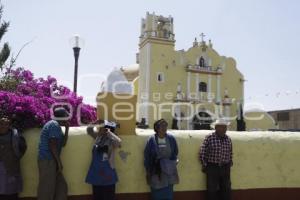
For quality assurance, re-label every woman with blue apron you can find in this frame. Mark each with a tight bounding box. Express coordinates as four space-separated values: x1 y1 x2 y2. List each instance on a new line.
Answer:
86 120 121 200
144 119 179 200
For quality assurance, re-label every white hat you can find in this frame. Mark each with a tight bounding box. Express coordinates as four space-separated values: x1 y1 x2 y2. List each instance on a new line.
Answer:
211 118 230 128
104 120 117 128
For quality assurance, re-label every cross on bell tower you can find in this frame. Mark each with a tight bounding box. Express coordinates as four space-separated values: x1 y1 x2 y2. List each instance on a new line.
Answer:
200 33 206 42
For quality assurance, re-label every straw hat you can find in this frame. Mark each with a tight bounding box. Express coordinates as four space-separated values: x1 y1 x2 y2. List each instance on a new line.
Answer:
211 118 230 128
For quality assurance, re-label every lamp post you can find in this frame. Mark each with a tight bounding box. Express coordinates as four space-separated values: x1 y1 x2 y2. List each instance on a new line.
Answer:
70 35 83 94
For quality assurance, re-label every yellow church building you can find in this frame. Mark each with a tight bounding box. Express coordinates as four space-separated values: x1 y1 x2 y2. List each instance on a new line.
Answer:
102 12 276 131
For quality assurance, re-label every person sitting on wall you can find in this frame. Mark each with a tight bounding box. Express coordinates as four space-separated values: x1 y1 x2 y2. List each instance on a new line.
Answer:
37 107 70 200
85 119 122 200
199 118 233 200
144 119 179 200
0 115 27 200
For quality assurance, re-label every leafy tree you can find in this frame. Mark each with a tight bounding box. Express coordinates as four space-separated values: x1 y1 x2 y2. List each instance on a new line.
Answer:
0 4 10 70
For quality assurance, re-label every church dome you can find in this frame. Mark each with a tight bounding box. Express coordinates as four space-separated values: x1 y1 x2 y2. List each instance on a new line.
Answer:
120 64 139 81
104 68 133 94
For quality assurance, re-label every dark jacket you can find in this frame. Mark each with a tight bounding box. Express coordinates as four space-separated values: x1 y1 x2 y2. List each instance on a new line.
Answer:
0 128 27 194
144 133 178 174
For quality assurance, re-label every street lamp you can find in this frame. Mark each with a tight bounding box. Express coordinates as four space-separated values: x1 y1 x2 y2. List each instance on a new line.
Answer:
70 35 84 94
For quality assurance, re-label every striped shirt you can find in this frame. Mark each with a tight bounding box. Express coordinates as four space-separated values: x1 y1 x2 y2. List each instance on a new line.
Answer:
38 120 63 160
199 132 233 167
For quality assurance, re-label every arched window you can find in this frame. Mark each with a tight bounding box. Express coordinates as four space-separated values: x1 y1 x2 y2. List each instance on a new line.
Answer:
199 82 207 92
192 111 213 130
199 57 205 67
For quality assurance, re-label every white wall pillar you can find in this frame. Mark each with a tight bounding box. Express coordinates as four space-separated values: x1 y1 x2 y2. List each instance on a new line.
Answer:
175 104 181 130
138 43 151 124
187 72 191 129
217 75 221 102
208 74 212 101
151 15 156 37
224 105 231 119
196 74 199 100
187 72 191 100
187 107 191 130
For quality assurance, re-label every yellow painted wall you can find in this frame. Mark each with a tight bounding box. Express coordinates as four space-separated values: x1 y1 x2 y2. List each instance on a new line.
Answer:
96 92 137 135
137 37 245 130
221 57 243 101
147 42 176 127
20 128 300 197
132 77 139 95
245 111 277 131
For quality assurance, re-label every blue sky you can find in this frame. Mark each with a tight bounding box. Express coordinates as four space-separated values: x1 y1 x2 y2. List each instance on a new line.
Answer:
2 0 300 111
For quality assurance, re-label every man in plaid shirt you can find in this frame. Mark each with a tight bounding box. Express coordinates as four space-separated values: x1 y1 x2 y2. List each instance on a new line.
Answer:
199 119 233 200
